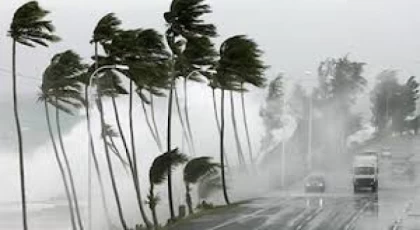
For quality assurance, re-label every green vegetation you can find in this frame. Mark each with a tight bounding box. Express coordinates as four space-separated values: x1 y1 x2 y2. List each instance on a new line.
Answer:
6 1 420 230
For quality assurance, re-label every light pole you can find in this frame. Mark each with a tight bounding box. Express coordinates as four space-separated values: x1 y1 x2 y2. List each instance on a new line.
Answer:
87 64 128 230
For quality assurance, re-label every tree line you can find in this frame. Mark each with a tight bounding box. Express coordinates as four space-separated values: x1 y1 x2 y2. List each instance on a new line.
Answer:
260 56 419 171
8 0 267 230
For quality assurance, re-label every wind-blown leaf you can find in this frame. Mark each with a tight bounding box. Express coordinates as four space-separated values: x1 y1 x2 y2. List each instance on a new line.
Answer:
149 148 188 185
9 1 61 47
183 157 219 184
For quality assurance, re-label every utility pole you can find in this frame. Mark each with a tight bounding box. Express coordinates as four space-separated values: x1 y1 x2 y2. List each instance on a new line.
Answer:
281 94 286 187
307 95 313 173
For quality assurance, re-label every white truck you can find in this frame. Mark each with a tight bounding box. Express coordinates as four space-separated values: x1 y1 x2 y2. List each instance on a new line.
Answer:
353 152 379 193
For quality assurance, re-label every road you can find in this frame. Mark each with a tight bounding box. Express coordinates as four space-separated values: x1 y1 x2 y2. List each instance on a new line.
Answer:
169 151 420 230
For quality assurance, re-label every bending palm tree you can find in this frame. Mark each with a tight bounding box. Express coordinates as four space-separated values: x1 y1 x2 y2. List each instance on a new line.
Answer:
183 157 219 214
8 2 60 228
148 148 187 228
104 28 169 229
42 50 86 230
234 38 266 166
39 97 76 230
164 0 217 219
230 91 246 166
214 35 266 204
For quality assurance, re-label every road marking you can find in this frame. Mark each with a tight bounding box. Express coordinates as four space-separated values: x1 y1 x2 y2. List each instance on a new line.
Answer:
343 201 372 230
295 207 323 230
390 199 414 230
205 198 293 230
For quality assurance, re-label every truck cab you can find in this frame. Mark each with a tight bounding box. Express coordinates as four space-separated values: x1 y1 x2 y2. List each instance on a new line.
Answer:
353 153 379 193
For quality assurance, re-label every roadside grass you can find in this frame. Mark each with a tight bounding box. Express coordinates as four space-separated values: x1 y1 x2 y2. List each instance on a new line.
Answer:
160 200 250 230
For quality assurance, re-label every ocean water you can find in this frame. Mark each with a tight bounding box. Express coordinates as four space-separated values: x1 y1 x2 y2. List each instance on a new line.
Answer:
0 201 72 230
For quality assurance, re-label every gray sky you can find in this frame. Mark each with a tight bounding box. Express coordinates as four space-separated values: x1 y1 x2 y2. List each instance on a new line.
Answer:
1 0 420 146
1 0 420 97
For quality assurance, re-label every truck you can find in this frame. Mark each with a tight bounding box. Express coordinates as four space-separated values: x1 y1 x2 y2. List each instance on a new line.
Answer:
353 152 379 193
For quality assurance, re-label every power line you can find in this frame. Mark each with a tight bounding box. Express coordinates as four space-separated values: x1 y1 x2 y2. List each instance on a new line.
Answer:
0 67 42 82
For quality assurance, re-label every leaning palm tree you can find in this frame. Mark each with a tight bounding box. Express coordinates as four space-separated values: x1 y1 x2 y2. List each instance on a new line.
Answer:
41 50 86 230
215 35 268 204
233 37 266 166
91 14 131 230
103 28 170 229
39 71 77 230
164 0 217 219
148 148 187 228
8 2 60 228
183 157 219 214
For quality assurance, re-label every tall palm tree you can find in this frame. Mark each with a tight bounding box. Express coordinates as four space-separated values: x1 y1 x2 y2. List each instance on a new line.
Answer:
215 35 267 204
39 74 76 230
164 0 217 219
91 14 132 230
148 148 187 228
8 2 60 228
233 38 266 166
104 28 169 229
230 91 246 166
183 157 219 214
41 50 86 230
86 12 124 227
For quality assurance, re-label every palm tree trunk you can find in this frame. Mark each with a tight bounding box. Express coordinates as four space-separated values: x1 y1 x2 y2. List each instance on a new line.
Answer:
220 89 230 205
12 40 28 230
148 185 159 230
240 84 254 165
85 85 113 229
167 77 176 220
141 96 162 151
185 183 193 215
129 80 153 229
97 96 128 230
212 88 229 167
230 91 246 166
112 94 149 228
107 135 129 169
45 101 77 230
111 96 134 171
174 87 193 155
183 78 196 155
55 102 84 230
150 94 163 151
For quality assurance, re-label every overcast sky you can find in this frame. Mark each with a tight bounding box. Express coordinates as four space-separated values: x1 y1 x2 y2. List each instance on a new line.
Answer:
2 0 420 97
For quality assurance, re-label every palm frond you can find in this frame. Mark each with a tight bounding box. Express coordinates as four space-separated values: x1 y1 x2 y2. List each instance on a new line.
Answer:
183 156 219 184
92 13 122 44
197 172 222 200
149 148 188 186
216 35 267 90
165 0 217 38
9 1 60 47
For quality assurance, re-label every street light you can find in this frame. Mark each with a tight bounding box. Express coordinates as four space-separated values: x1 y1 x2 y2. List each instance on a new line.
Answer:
86 64 128 230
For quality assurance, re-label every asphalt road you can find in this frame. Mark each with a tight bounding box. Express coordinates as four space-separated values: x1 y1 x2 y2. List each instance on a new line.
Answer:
169 154 420 230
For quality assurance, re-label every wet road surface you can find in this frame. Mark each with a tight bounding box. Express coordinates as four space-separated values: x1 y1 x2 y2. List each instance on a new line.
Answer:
169 157 420 230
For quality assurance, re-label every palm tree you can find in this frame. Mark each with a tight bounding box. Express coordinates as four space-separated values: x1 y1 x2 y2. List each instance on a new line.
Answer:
104 28 170 229
230 91 246 166
164 0 217 219
233 38 266 166
148 148 187 228
8 2 60 228
215 35 267 204
183 157 219 214
39 68 77 230
41 50 86 230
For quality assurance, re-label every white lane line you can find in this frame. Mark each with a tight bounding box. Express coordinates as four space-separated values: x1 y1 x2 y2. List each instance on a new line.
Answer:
295 207 323 230
344 201 372 230
391 199 414 230
205 198 293 230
